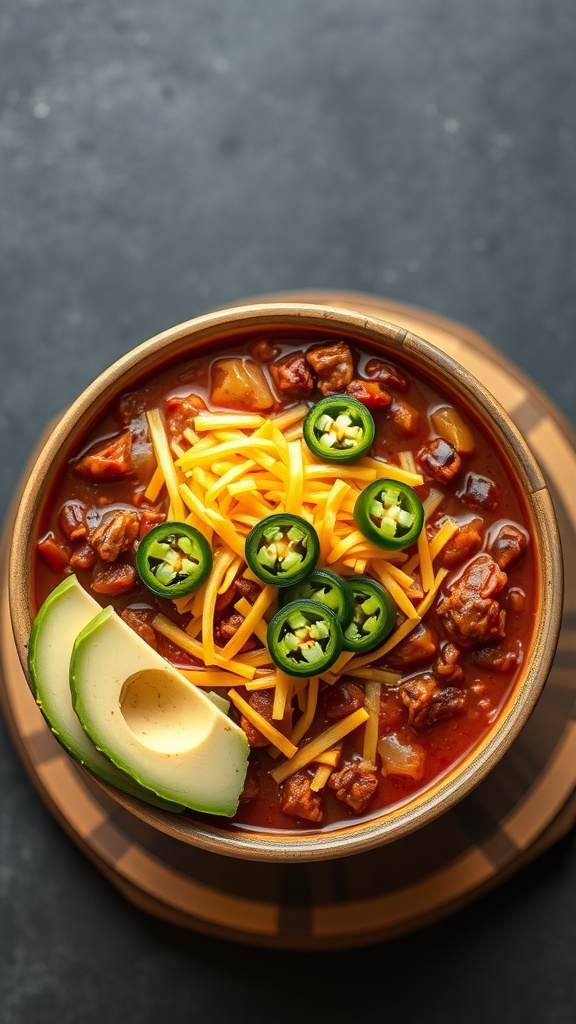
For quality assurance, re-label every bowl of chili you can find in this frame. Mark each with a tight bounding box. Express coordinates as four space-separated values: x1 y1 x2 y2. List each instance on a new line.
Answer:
8 302 563 862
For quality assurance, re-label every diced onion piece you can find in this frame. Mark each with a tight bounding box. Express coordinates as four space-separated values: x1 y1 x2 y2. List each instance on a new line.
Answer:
378 733 426 780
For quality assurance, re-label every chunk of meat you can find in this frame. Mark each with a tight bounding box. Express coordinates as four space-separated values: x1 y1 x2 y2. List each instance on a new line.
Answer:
138 509 166 540
269 352 315 399
434 643 464 684
214 612 260 652
437 553 507 647
91 562 137 595
388 398 420 436
417 438 462 483
117 388 149 425
215 574 262 617
37 532 70 572
58 500 88 541
234 577 262 603
239 762 260 803
472 641 520 673
121 607 158 649
165 394 206 445
88 509 140 562
73 431 133 481
441 523 482 567
321 682 365 720
489 523 529 570
386 623 438 669
69 542 95 571
305 342 354 395
458 472 499 512
345 378 392 409
239 690 276 748
400 674 467 729
364 358 409 392
378 733 426 780
281 772 324 822
327 760 378 814
248 337 280 363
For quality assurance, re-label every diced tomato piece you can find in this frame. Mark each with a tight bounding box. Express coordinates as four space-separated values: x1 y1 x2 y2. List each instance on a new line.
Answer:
37 532 70 572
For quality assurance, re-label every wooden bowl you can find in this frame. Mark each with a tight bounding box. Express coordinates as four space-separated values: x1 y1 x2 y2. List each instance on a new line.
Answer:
8 302 563 862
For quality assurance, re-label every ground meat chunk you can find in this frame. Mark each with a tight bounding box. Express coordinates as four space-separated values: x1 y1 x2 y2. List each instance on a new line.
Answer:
345 378 392 409
69 542 95 571
58 499 88 541
386 623 438 670
472 641 520 673
121 607 158 649
458 472 499 511
117 388 149 425
234 577 262 603
434 643 464 684
437 553 507 647
248 337 280 363
165 394 206 445
441 523 482 567
327 760 378 814
91 561 137 595
88 509 140 562
305 342 354 395
489 523 529 570
239 762 260 803
364 359 409 392
417 438 462 483
269 352 315 399
400 674 467 729
74 431 133 481
281 772 324 822
388 398 420 436
321 681 365 719
239 690 283 748
214 612 259 652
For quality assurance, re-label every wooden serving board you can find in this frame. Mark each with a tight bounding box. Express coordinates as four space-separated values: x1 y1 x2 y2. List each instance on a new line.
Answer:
1 292 575 949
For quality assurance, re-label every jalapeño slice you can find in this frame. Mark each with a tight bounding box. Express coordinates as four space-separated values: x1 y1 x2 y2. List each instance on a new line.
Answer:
136 522 212 599
303 395 375 463
245 514 320 588
354 478 424 550
342 576 396 653
267 599 344 677
279 568 352 626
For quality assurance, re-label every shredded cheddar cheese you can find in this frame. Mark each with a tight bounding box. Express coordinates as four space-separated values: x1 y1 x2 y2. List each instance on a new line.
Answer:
143 399 456 789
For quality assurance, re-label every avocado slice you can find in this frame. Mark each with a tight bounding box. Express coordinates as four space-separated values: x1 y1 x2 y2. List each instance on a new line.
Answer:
70 605 250 816
28 576 184 812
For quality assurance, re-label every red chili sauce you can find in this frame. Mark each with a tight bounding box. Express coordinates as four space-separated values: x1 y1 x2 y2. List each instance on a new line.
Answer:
33 333 536 832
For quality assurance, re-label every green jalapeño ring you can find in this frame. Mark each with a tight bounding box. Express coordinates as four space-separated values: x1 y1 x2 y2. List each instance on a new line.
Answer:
342 576 396 653
267 599 344 677
136 522 212 598
279 567 352 627
354 478 424 551
303 395 375 463
245 514 320 588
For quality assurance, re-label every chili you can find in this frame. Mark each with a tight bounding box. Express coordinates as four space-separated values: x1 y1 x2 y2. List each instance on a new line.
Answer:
303 395 375 463
136 522 212 598
354 479 424 550
342 576 396 653
245 514 320 588
267 599 344 676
